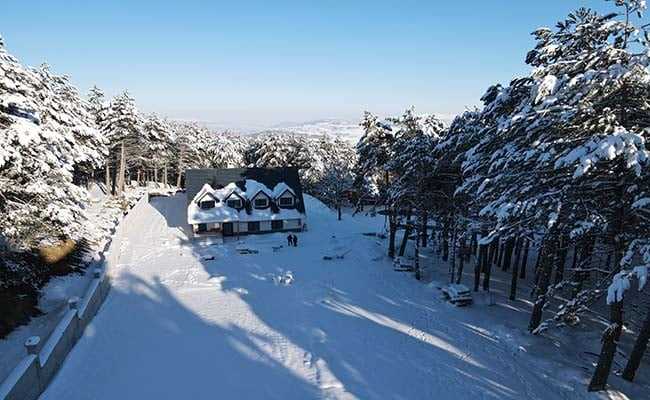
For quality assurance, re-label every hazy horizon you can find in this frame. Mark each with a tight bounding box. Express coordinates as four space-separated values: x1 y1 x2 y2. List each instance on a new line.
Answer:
2 0 609 129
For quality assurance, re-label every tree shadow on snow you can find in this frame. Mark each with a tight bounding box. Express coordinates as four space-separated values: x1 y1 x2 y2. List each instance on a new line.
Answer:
144 194 597 399
43 271 320 400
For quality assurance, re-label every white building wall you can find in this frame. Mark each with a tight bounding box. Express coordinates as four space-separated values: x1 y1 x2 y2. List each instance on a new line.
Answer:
260 221 272 231
284 219 302 230
238 222 248 233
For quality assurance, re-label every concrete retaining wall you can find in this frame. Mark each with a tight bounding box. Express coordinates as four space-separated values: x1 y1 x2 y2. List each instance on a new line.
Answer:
0 268 111 400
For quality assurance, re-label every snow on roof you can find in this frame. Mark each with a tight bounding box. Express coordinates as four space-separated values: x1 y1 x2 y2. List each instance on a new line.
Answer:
214 182 245 201
194 184 218 203
272 182 295 197
187 179 303 225
192 179 295 204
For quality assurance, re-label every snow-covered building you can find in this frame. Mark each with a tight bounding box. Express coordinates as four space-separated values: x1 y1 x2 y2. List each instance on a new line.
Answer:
185 168 306 236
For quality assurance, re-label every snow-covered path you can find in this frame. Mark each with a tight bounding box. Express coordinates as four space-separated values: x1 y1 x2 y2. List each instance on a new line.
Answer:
41 194 594 399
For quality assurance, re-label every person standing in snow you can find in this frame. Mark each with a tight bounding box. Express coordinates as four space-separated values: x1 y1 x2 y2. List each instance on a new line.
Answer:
293 234 298 247
287 234 293 247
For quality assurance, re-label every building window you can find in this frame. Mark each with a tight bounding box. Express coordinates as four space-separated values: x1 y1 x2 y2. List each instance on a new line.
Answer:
227 199 242 208
197 223 207 233
279 196 294 207
271 220 283 230
254 198 268 208
199 200 215 209
248 221 260 232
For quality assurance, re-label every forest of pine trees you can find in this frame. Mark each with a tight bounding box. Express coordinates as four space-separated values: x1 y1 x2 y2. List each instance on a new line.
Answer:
0 35 357 337
2 0 650 393
354 0 650 390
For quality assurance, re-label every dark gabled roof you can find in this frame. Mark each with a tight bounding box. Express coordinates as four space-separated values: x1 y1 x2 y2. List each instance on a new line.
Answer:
195 191 219 203
185 167 306 214
223 190 245 202
251 190 271 200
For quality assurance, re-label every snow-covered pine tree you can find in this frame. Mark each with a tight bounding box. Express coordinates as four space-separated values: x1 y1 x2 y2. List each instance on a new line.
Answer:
170 121 239 186
209 132 245 169
439 0 650 389
309 134 357 218
102 91 144 194
87 85 111 187
355 111 397 255
387 109 444 278
356 112 394 195
142 113 176 185
315 158 355 221
0 37 105 249
35 66 107 185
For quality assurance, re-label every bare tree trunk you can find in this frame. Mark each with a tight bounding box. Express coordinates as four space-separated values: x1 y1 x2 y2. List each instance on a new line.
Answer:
414 231 421 281
442 218 449 262
571 243 579 271
398 210 412 257
482 241 492 291
449 220 457 283
589 190 627 390
154 167 158 183
529 234 559 332
420 211 428 247
534 244 543 275
622 304 650 382
488 238 498 267
176 147 184 188
337 205 342 221
509 237 523 300
456 237 466 284
117 142 126 196
388 211 397 258
554 234 569 284
519 238 530 279
589 301 624 391
474 243 486 292
513 237 523 274
470 231 478 257
163 165 168 186
105 162 110 191
496 243 505 269
502 237 515 272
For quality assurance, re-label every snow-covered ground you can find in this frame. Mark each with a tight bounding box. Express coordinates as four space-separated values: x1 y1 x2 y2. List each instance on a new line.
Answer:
39 194 638 399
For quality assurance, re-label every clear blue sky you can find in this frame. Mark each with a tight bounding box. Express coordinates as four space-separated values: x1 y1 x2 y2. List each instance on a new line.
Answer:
2 0 612 128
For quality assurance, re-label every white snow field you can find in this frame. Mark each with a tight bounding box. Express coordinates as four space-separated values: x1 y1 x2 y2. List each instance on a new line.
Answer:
41 194 618 399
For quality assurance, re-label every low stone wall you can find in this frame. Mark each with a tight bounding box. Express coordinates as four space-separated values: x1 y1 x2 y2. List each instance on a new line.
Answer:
0 268 110 400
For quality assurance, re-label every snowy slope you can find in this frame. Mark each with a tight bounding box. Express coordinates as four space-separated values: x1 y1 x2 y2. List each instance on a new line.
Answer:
41 194 622 399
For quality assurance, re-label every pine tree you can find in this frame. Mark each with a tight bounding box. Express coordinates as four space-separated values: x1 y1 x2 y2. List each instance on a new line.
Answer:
102 91 144 194
0 37 105 249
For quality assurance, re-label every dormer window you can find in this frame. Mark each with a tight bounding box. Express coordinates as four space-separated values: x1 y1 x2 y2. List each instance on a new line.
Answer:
227 199 242 208
199 200 216 209
254 198 268 208
279 196 294 207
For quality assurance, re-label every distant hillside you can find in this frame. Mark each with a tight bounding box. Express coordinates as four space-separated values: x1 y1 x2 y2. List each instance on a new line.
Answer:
201 115 456 143
256 119 364 144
